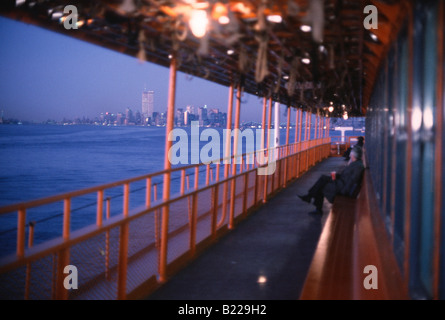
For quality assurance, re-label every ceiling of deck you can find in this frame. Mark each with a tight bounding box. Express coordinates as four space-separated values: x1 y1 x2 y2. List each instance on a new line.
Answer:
1 0 409 117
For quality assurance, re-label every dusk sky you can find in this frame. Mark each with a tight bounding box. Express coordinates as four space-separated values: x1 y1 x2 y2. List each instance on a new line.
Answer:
0 16 289 123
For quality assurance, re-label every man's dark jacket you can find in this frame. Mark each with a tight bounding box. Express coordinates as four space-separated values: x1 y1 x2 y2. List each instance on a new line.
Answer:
323 159 365 203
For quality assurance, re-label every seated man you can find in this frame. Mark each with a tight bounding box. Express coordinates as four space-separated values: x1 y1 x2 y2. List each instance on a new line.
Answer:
343 136 364 161
298 145 365 214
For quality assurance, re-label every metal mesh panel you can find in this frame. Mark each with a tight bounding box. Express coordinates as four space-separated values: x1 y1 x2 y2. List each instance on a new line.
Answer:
69 228 120 300
126 213 158 295
27 254 57 300
0 265 27 300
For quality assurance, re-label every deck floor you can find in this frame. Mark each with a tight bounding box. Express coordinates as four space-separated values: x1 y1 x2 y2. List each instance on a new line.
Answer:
146 157 347 300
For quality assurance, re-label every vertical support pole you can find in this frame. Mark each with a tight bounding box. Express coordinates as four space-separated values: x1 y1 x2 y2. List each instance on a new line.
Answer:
229 83 242 229
297 108 303 176
433 0 444 300
284 105 291 186
261 96 267 158
220 84 234 228
404 7 414 286
159 56 177 283
273 101 280 191
263 97 273 203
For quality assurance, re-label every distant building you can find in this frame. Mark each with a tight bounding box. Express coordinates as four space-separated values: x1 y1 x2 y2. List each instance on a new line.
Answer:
198 106 208 126
142 89 154 122
176 108 184 126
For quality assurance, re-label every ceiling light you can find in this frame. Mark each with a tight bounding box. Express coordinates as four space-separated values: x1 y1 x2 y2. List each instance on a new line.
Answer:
267 15 283 23
300 25 312 32
301 57 311 65
343 112 348 120
227 49 235 55
212 2 230 24
218 16 230 24
189 9 208 38
257 275 267 284
328 106 334 112
370 33 378 42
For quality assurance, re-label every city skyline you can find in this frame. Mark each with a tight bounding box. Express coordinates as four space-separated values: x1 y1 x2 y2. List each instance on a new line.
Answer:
0 16 279 124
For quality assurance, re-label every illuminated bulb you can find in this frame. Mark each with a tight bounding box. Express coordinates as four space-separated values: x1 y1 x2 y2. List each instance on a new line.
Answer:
267 15 283 23
301 57 311 65
227 49 235 55
300 25 312 32
370 33 378 42
51 12 63 20
328 106 334 112
218 16 230 24
257 276 267 284
343 112 348 120
189 9 208 38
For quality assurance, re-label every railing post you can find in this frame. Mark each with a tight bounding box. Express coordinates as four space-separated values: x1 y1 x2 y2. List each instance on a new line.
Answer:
211 182 219 239
17 208 26 258
159 56 177 283
146 177 152 208
24 221 35 300
105 197 111 281
97 190 103 227
190 166 199 255
117 183 130 300
56 198 70 300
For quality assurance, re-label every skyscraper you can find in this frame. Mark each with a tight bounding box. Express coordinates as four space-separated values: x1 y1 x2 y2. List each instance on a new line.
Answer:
142 89 154 122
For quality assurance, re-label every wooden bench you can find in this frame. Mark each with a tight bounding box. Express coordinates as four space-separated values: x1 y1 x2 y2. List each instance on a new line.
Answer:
300 169 409 300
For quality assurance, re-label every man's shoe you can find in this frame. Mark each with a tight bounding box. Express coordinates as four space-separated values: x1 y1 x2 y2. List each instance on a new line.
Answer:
298 194 311 203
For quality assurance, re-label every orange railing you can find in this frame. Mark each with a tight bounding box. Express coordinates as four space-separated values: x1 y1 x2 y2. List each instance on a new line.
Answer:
0 137 330 300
